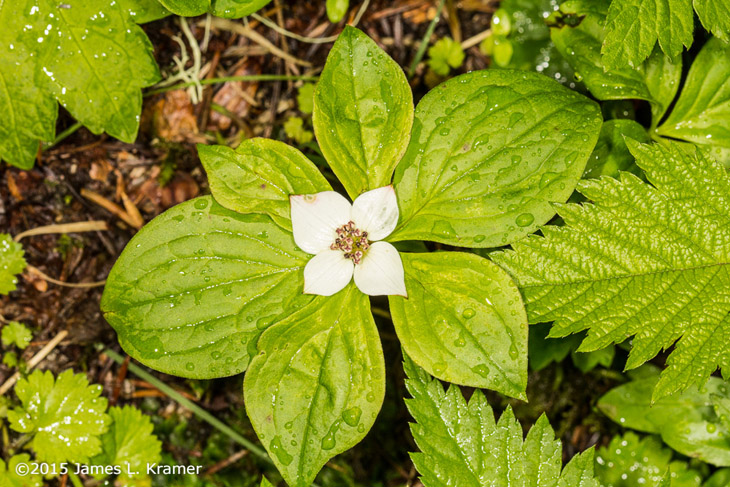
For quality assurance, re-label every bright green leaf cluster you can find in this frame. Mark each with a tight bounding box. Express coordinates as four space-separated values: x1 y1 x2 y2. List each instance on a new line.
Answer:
427 37 465 76
0 235 26 295
1 322 33 350
404 356 600 486
598 369 730 466
595 432 702 487
8 370 110 464
0 454 42 487
494 140 730 401
283 117 314 144
0 0 160 169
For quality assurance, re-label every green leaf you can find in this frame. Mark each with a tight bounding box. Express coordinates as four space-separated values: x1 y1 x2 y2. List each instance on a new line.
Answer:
0 234 26 295
583 119 650 179
0 0 160 169
598 374 730 466
529 322 580 371
390 70 602 247
199 139 330 230
313 26 413 199
3 351 18 368
101 196 312 379
551 8 682 123
8 370 110 464
657 38 730 151
297 83 315 114
601 0 694 69
118 0 172 23
595 432 702 487
389 252 527 399
493 140 730 400
283 117 314 145
704 469 730 487
326 0 349 23
91 406 162 480
1 321 32 350
571 345 614 373
404 356 600 486
156 0 272 18
427 37 465 76
244 284 385 487
0 454 42 487
693 0 730 41
260 478 275 487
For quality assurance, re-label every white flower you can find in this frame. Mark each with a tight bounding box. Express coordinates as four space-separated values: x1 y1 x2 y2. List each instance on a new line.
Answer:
290 185 407 297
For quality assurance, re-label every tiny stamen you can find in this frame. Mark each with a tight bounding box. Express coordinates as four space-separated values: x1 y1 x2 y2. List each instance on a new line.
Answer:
330 220 370 264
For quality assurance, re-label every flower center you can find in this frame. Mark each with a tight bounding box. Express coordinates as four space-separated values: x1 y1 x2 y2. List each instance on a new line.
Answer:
331 220 370 265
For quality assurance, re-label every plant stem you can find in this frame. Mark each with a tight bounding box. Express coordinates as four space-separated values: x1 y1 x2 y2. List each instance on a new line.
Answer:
68 471 84 487
102 348 270 462
45 121 83 150
408 0 447 78
145 74 318 97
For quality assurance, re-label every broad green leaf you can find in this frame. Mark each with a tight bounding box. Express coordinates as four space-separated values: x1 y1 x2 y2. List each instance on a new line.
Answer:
427 37 465 76
598 373 730 466
389 252 528 399
601 0 694 69
693 0 730 41
390 70 601 248
583 119 649 179
657 38 730 151
0 0 160 169
101 196 312 379
313 26 413 199
8 370 110 464
551 8 681 123
91 406 162 480
404 356 600 486
493 140 730 400
1 321 32 349
704 469 730 487
595 433 702 487
199 139 330 230
157 0 272 18
326 0 349 22
0 454 42 487
0 235 27 295
245 284 385 487
118 0 171 22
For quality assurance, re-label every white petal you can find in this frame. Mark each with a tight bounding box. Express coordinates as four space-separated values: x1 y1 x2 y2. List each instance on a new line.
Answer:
353 241 407 297
304 250 354 296
350 185 399 241
290 191 352 254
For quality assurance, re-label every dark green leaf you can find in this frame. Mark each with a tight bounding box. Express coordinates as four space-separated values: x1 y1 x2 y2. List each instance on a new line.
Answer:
245 284 385 487
101 196 312 379
313 26 413 199
583 119 649 179
390 70 601 247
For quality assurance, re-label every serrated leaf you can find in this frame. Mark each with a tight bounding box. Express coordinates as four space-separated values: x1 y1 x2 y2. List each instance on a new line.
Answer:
0 0 160 169
326 0 348 22
8 369 110 464
2 321 32 349
390 70 601 248
91 406 162 480
657 38 730 152
0 454 42 487
493 140 730 400
693 0 730 41
595 433 702 487
244 284 385 487
199 139 330 230
404 356 600 486
0 235 26 295
598 373 730 466
101 196 313 379
313 26 413 199
583 119 649 179
551 9 681 124
389 252 528 399
601 0 694 69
